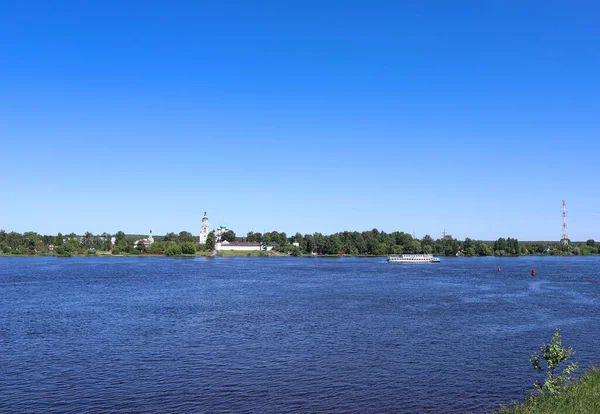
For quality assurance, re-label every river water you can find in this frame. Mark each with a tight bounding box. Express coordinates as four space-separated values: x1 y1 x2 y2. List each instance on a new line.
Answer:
1 256 599 413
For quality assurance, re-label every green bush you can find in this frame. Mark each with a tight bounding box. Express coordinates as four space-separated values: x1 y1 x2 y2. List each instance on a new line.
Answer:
165 244 183 256
497 366 600 413
147 241 168 253
531 328 579 396
55 245 72 257
180 242 196 255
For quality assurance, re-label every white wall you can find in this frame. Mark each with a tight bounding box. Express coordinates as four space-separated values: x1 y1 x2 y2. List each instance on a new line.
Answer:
215 243 262 251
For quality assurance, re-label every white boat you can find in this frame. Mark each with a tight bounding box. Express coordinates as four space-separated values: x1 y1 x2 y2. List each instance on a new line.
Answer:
387 254 441 263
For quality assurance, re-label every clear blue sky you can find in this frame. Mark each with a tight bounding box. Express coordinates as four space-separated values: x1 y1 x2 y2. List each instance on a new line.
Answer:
1 1 599 240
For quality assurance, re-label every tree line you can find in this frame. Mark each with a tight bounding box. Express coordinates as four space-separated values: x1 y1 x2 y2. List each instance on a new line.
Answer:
0 229 598 256
265 231 599 256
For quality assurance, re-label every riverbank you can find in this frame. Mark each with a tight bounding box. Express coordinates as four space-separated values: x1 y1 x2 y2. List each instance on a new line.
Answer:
0 251 375 258
0 251 598 258
496 366 600 413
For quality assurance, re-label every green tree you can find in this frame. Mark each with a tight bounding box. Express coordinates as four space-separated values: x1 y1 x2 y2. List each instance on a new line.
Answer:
115 231 126 244
55 238 77 256
112 240 128 254
395 232 413 248
262 233 272 245
462 238 474 253
163 232 177 242
82 232 94 249
437 235 460 256
23 232 40 252
352 233 366 254
277 231 288 247
313 233 325 254
375 242 387 256
100 232 112 251
474 240 493 256
506 237 520 255
64 238 83 254
586 239 596 247
294 232 303 244
421 234 435 249
530 328 579 396
206 232 216 250
494 237 507 254
327 234 342 254
178 231 195 243
147 241 168 253
405 240 422 254
365 234 378 255
55 245 73 256
247 232 262 243
221 230 236 242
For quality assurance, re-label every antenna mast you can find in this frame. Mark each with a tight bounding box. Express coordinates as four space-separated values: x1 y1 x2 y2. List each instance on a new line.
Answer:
561 200 569 246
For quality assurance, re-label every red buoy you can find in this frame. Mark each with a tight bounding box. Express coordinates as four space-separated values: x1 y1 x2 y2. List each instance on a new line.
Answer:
531 269 536 276
497 267 501 272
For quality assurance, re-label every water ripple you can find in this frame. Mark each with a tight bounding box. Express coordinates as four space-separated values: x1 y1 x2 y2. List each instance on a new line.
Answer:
1 256 599 413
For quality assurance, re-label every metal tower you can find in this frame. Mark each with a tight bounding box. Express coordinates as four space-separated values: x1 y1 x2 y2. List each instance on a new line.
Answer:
561 200 569 246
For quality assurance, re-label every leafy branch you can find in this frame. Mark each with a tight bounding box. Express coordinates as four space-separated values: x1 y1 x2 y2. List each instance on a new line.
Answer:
530 328 579 396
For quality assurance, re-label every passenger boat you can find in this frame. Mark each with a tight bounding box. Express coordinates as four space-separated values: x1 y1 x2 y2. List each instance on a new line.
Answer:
387 254 441 263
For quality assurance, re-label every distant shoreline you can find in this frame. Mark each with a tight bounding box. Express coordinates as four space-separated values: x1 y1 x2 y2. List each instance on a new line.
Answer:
1 252 598 258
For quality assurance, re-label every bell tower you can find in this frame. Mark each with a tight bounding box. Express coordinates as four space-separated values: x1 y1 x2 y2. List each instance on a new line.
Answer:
199 212 209 244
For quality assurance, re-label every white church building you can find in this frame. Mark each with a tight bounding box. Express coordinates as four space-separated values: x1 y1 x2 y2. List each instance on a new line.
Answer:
199 212 210 244
134 230 154 248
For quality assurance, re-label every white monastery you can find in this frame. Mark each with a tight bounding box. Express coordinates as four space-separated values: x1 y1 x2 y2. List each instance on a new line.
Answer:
200 211 273 252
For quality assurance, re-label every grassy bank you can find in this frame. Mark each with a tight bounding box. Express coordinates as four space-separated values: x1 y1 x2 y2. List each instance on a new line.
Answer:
194 251 214 256
496 366 600 414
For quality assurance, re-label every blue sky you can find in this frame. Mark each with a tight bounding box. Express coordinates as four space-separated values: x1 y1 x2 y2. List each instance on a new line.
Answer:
1 1 599 240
